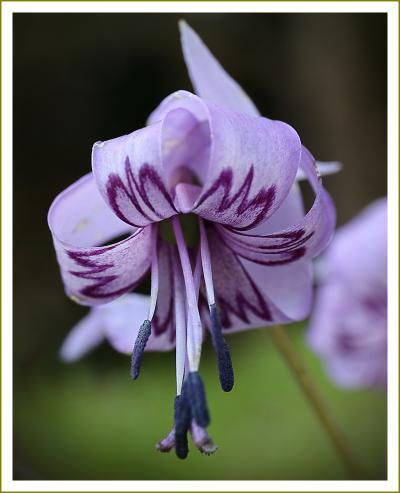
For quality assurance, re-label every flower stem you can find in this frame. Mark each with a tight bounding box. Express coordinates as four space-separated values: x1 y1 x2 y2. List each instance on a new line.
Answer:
269 325 363 479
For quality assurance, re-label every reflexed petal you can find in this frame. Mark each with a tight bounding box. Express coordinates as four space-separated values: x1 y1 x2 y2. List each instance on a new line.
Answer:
206 227 292 333
59 311 104 362
151 241 177 340
149 91 301 229
179 20 260 117
218 146 336 263
101 294 175 353
48 173 152 306
92 122 178 228
237 184 313 320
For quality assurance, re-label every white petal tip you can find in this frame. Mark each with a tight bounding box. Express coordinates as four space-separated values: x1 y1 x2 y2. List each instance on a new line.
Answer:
93 140 105 149
296 161 342 181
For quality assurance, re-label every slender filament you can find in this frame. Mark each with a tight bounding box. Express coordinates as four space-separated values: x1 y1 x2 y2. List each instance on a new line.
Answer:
172 216 203 371
173 254 187 395
148 224 159 320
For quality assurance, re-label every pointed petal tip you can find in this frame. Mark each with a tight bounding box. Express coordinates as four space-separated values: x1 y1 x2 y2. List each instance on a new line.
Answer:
178 18 188 31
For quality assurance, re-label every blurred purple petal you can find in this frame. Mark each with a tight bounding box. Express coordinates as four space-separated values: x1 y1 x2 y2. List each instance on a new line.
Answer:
48 173 152 305
60 311 104 362
308 198 387 389
101 294 175 353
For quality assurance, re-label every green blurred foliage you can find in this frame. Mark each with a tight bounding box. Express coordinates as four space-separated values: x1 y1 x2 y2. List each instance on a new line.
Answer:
14 325 386 480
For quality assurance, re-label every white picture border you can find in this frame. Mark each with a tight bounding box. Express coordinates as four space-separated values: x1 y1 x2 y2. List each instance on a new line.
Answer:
2 1 398 491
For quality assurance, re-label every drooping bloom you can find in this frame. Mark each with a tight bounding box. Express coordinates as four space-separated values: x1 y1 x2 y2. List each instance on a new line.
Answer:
308 198 387 389
49 22 336 457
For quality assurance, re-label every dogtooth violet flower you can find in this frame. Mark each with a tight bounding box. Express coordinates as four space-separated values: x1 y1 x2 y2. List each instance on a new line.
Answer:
49 22 336 458
308 198 387 389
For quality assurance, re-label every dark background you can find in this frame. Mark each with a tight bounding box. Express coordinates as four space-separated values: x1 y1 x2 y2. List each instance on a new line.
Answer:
13 13 387 480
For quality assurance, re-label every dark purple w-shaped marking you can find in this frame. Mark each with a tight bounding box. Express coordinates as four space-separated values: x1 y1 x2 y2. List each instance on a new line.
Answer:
197 165 276 231
220 227 314 266
67 250 146 299
106 159 177 227
217 266 273 329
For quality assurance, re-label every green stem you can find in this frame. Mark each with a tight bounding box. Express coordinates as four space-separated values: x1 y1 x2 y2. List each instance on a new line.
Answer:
269 325 364 479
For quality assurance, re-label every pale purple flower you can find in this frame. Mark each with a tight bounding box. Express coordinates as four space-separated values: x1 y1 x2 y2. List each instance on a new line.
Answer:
49 22 336 457
308 198 387 389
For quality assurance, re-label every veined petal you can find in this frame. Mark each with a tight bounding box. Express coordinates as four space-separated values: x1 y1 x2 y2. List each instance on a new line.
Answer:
92 121 178 228
179 20 260 117
218 146 336 264
48 173 152 306
60 310 104 362
206 227 292 333
101 294 175 353
149 91 301 229
151 241 176 339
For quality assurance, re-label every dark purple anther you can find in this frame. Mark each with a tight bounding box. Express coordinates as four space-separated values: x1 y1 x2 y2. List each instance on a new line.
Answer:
130 319 151 380
184 372 210 428
210 303 234 392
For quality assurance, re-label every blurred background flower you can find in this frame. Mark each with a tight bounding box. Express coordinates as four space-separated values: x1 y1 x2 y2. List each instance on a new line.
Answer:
308 198 387 389
13 13 387 480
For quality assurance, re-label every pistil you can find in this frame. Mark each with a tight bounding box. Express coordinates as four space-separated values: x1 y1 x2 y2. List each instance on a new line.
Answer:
172 216 203 371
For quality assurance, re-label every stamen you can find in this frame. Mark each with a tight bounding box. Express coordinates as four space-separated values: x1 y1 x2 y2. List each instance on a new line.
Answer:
199 219 234 392
156 428 175 453
210 304 234 392
174 394 191 459
172 216 203 371
173 254 186 395
184 371 210 428
130 319 151 380
131 226 159 380
190 421 218 455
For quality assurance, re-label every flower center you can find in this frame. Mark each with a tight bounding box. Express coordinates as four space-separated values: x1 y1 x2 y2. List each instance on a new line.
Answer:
159 213 199 247
130 214 234 458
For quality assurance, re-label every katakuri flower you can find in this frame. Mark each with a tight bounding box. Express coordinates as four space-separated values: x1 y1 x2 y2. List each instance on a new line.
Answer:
308 198 387 389
49 21 336 458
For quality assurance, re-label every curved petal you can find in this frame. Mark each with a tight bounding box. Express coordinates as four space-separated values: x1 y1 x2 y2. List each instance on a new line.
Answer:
48 173 152 306
218 146 336 264
92 121 178 228
151 240 176 339
59 311 104 362
149 91 301 229
206 227 294 333
100 294 175 353
179 20 260 117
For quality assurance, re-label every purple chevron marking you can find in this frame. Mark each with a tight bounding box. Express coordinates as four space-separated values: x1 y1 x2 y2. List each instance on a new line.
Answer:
197 165 276 230
105 159 177 226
